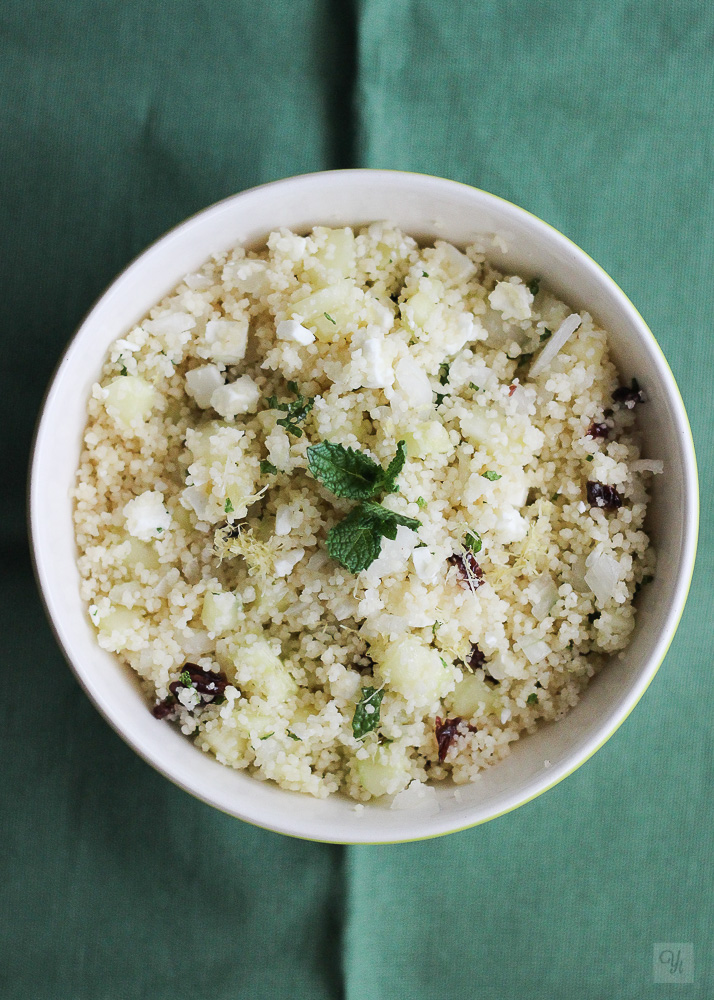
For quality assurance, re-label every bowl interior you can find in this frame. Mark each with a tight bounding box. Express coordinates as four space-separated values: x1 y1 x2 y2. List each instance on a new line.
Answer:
31 170 697 842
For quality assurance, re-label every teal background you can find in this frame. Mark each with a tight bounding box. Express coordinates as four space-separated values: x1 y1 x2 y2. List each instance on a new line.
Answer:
3 1 712 996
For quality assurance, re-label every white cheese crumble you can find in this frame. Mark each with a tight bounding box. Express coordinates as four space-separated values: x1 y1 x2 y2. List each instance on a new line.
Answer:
210 375 260 418
276 319 315 345
488 279 533 321
185 364 224 408
123 491 171 541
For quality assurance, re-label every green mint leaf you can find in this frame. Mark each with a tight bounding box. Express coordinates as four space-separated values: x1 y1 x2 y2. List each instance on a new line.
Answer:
323 312 336 324
586 455 593 462
526 693 538 705
260 460 278 475
307 441 382 499
352 686 385 740
464 529 482 554
377 440 407 494
286 731 301 741
326 502 420 573
482 470 502 481
469 382 480 391
259 732 274 740
540 329 552 343
178 671 192 687
527 277 540 297
422 271 429 278
266 382 315 437
307 440 408 500
119 365 128 376
416 496 427 509
156 527 163 533
224 498 234 513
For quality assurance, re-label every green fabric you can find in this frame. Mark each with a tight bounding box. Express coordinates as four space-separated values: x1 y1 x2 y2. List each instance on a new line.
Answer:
3 1 712 997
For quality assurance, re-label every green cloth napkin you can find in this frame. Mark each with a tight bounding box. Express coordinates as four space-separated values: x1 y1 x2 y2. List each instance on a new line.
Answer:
3 1 712 997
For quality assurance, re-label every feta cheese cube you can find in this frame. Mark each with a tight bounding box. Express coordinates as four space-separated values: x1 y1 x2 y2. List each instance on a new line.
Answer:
210 375 260 418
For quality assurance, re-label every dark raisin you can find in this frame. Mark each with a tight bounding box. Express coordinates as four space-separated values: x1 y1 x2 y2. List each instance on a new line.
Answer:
586 481 623 511
152 696 177 720
465 643 485 671
168 662 228 704
586 422 609 440
435 717 476 763
612 378 645 408
447 552 484 591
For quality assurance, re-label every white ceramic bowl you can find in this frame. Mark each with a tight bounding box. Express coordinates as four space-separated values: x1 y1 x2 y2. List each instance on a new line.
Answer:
30 170 698 843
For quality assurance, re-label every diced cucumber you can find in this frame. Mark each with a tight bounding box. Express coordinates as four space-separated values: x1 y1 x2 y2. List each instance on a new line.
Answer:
403 420 453 458
355 747 411 798
375 636 456 707
201 591 241 635
447 674 501 718
103 375 155 429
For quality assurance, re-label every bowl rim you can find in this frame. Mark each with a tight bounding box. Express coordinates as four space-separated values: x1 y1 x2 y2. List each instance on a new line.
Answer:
28 168 700 843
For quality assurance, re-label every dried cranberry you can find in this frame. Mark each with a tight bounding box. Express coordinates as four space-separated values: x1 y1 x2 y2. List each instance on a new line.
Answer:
612 378 645 408
508 383 518 396
152 697 177 720
586 481 623 511
447 553 484 591
586 422 609 440
435 717 476 762
466 643 485 671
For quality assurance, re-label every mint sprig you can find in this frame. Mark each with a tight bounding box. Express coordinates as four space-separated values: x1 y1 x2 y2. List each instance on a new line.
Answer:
326 502 420 573
307 440 407 500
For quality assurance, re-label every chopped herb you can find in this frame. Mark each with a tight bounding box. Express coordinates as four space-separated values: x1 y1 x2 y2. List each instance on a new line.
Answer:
432 621 442 638
586 481 623 511
156 527 163 533
119 365 128 376
260 460 278 475
178 670 192 687
435 361 451 407
422 271 429 278
266 381 315 437
416 496 427 510
352 686 385 740
539 328 552 343
224 498 234 513
482 470 502 481
286 731 301 741
324 312 336 325
327 501 421 573
527 693 539 706
551 492 560 502
516 352 534 369
260 732 274 740
464 529 482 554
585 455 594 462
527 277 540 297
307 440 407 500
439 656 449 670
469 382 480 391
